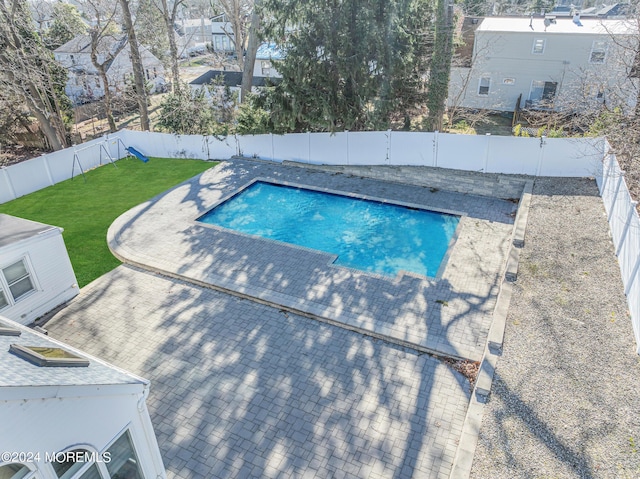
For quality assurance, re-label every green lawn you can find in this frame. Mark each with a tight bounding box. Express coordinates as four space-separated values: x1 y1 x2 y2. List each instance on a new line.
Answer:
0 157 215 288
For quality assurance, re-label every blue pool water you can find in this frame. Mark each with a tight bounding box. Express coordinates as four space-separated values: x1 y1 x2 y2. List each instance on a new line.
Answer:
198 182 460 277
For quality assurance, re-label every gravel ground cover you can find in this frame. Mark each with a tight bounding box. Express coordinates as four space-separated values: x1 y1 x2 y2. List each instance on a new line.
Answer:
470 177 640 478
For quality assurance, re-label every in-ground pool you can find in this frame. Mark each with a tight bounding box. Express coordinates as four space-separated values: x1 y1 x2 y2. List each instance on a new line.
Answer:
197 181 460 278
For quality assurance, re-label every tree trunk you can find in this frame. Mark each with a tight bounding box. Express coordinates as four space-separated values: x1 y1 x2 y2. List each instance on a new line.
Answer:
119 0 150 130
241 0 261 103
425 0 453 131
24 89 65 150
160 0 181 90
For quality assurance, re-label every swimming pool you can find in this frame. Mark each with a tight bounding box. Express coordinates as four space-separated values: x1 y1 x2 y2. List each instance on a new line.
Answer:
198 181 460 278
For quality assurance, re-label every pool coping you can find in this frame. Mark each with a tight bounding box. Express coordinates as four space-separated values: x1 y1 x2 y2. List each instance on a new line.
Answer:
107 160 520 363
194 176 466 283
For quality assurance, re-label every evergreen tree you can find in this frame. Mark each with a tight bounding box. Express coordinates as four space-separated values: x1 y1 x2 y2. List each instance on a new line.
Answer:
258 0 433 132
45 3 88 50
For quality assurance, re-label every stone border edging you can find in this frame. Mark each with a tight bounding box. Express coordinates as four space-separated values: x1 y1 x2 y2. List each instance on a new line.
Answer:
448 179 534 479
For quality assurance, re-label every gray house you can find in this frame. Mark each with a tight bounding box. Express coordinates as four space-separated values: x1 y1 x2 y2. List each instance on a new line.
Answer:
448 16 639 114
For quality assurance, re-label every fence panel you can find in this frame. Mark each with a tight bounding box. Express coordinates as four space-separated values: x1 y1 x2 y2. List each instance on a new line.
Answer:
486 136 539 175
237 134 274 160
45 149 75 184
539 138 603 177
4 156 52 199
436 134 486 171
0 170 15 203
309 132 348 164
388 132 435 166
205 136 236 159
273 133 310 163
347 132 389 165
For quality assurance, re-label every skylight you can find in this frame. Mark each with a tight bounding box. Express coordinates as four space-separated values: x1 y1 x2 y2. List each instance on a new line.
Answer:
9 344 90 367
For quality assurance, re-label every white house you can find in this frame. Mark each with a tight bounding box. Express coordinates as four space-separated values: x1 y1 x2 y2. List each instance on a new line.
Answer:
54 34 165 105
253 43 283 80
210 14 235 54
0 215 79 326
0 315 166 479
447 16 639 114
190 43 284 102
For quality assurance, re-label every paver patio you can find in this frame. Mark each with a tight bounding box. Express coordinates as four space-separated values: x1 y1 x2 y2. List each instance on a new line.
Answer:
45 265 471 479
107 159 517 361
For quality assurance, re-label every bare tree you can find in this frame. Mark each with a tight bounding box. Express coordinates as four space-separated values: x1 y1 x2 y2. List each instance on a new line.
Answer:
0 0 70 150
119 0 150 130
81 0 126 132
157 0 185 90
214 0 253 71
240 0 261 103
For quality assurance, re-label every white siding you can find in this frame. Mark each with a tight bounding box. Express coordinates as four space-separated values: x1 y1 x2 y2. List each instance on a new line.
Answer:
448 21 639 114
0 389 165 479
0 230 79 325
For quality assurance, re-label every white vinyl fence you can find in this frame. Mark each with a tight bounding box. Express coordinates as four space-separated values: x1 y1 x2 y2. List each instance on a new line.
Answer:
1 129 638 352
597 143 640 354
0 135 128 204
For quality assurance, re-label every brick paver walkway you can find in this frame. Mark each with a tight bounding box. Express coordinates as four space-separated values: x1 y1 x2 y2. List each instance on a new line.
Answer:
108 160 516 361
45 266 471 479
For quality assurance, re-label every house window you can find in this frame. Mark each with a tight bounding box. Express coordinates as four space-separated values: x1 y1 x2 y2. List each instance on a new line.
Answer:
52 448 94 478
590 41 607 63
478 77 490 95
261 60 271 76
532 39 545 54
105 430 144 479
0 288 8 309
1 259 35 305
529 80 558 106
503 78 516 85
0 463 37 479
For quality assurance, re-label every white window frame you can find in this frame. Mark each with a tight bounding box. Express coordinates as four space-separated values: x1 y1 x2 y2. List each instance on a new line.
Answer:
478 76 491 96
0 257 37 310
590 40 607 63
50 428 146 479
0 461 39 479
261 60 272 76
532 38 545 54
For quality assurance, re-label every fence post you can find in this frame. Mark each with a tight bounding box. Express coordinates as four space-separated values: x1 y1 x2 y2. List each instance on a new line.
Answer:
346 130 350 165
386 129 391 165
433 131 438 167
483 133 491 172
609 171 625 223
0 167 17 202
625 255 640 296
535 135 547 176
42 155 55 186
270 133 274 161
616 200 637 257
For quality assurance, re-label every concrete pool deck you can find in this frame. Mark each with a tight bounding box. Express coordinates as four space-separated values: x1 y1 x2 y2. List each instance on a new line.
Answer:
107 159 519 362
44 265 472 479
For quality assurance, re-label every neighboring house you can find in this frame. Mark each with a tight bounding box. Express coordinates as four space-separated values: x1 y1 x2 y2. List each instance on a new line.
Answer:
54 34 166 105
0 214 79 326
175 17 211 55
253 43 284 80
190 43 284 101
0 315 166 479
211 13 235 54
189 69 281 103
447 16 639 115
